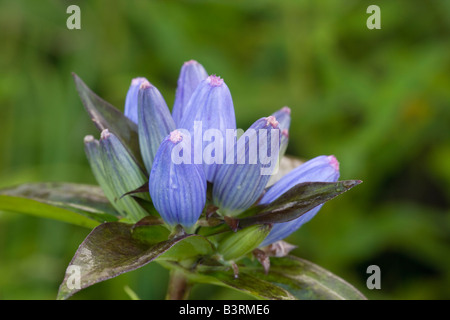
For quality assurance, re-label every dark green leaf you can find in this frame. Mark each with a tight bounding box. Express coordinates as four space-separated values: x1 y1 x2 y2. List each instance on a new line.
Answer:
57 222 214 300
242 256 367 300
131 196 160 216
229 180 362 230
131 221 170 245
162 255 366 300
199 269 296 300
0 182 119 225
73 73 146 173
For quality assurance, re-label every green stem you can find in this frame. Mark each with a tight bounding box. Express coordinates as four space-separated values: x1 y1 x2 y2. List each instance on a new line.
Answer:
166 269 192 300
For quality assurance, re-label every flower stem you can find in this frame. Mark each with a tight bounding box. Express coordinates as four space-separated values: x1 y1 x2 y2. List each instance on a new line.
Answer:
166 269 191 300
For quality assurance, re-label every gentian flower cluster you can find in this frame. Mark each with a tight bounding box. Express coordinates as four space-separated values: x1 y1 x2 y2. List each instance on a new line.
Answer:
84 60 340 259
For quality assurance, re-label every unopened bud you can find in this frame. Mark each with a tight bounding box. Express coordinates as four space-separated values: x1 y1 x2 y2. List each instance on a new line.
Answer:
217 224 271 261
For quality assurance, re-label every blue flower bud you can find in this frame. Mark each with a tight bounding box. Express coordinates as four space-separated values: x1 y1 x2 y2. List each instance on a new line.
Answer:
84 135 117 209
138 81 176 172
271 106 291 168
259 155 340 247
99 129 149 222
178 75 237 182
149 130 207 229
172 60 208 126
212 116 281 216
271 106 291 132
124 77 148 124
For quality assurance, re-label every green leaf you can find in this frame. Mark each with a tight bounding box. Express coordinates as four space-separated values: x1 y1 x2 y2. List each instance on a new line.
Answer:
0 195 100 229
73 73 146 173
198 269 296 300
158 235 215 261
57 222 214 300
229 180 362 230
163 255 366 300
259 256 367 300
131 217 170 245
0 182 119 223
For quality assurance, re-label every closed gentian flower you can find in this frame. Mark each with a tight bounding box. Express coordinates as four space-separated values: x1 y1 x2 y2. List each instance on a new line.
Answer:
178 75 237 182
271 107 291 159
213 116 281 216
99 129 149 222
271 106 291 132
124 77 148 124
259 155 340 247
172 60 208 126
138 80 176 172
84 135 117 211
149 130 207 229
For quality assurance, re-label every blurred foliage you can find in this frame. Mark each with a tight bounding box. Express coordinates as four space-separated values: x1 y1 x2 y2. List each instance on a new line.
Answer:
0 0 449 300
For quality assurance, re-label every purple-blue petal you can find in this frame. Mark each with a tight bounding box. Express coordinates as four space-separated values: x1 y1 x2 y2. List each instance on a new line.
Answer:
124 77 148 124
259 205 323 247
212 116 281 216
149 130 206 228
172 60 208 126
138 81 176 172
271 106 291 158
178 75 236 182
271 107 291 132
259 155 340 246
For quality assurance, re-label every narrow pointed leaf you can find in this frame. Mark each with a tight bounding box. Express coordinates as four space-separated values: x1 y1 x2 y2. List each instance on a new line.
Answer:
162 255 366 300
265 256 367 300
131 196 159 217
0 183 119 225
120 182 149 199
199 269 296 300
238 256 367 300
229 180 362 230
0 195 101 228
73 73 145 172
57 222 213 300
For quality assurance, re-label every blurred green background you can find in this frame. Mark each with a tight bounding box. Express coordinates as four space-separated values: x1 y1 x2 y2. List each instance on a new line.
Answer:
1 0 449 300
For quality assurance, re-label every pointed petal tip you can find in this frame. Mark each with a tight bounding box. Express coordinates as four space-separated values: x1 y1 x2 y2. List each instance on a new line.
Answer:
100 129 111 140
327 155 340 171
207 74 224 87
281 106 291 115
169 130 183 143
139 80 152 90
184 59 200 66
131 77 147 85
265 116 279 128
84 135 95 143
